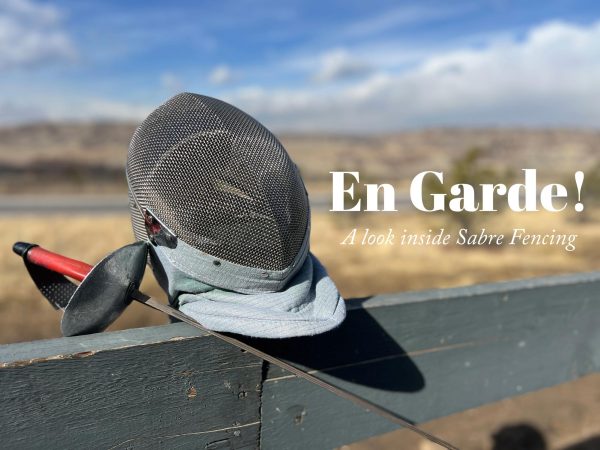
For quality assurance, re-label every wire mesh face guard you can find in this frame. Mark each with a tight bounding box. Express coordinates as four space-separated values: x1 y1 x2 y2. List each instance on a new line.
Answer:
126 93 310 291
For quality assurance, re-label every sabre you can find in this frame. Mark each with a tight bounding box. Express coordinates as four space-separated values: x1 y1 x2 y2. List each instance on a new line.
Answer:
14 241 459 450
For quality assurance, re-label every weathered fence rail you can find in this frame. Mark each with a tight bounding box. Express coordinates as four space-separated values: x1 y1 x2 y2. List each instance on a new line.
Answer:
1 272 599 449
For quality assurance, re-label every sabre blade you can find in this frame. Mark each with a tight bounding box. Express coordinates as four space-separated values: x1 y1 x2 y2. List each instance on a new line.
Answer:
131 291 459 450
14 241 458 450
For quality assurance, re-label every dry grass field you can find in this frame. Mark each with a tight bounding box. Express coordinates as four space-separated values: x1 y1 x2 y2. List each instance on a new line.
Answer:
2 208 599 344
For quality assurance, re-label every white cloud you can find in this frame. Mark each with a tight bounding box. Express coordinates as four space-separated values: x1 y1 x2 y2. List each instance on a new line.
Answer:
160 72 183 93
27 97 153 122
208 65 235 85
5 19 600 131
0 100 45 123
0 0 76 70
342 4 473 38
74 99 152 121
224 20 600 131
312 49 371 83
1 0 59 23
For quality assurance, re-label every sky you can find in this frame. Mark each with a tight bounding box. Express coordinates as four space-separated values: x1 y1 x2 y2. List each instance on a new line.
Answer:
1 0 600 131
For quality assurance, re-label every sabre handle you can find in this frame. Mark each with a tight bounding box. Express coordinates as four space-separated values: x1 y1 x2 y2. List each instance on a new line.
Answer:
12 242 92 282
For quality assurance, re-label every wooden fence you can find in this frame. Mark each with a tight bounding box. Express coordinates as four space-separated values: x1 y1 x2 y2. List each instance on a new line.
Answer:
1 272 599 449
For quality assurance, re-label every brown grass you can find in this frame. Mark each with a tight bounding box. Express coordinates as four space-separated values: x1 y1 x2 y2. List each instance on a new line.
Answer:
1 210 599 344
0 214 167 343
314 209 600 296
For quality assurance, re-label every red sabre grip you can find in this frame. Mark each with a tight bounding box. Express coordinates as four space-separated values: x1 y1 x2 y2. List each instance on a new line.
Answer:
13 242 92 282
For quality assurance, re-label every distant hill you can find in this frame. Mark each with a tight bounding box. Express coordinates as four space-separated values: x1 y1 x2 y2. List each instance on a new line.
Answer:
0 122 598 194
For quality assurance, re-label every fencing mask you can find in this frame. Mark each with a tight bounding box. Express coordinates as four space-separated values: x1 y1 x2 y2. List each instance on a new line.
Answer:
126 93 345 338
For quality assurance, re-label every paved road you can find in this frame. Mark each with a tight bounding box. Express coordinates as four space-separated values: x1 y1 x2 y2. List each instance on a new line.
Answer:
0 195 130 215
0 194 413 214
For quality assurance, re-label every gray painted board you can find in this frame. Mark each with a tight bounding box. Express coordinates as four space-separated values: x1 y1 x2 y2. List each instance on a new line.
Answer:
256 272 600 449
0 272 598 449
0 326 262 449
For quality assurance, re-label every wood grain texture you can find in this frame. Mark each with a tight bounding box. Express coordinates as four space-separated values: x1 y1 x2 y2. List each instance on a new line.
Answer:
0 324 263 449
257 272 600 450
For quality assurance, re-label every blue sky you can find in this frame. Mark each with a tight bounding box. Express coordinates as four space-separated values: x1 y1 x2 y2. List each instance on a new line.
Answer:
2 0 600 131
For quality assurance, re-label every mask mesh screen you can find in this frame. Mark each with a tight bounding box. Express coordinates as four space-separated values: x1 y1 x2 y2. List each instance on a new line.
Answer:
126 93 309 271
